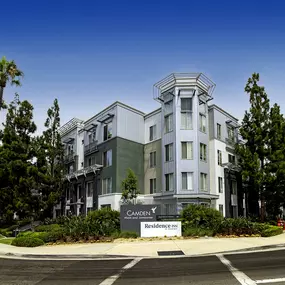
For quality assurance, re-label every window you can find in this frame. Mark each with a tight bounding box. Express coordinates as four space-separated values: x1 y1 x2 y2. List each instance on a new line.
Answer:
68 164 74 174
228 154 236 165
88 129 96 144
165 114 173 133
86 181 93 197
181 98 193 130
181 142 193 159
77 184 82 200
217 150 222 166
165 99 173 113
200 143 207 161
199 102 206 114
102 177 112 194
199 114 206 132
150 151 156 168
218 177 223 193
227 126 234 142
232 180 237 195
149 125 156 141
200 173 207 191
101 204 111 209
165 143 173 162
182 172 193 190
103 149 112 167
217 123 221 139
103 123 112 141
67 144 74 155
219 204 224 215
66 188 70 200
181 98 192 111
88 156 95 167
150 178 157 194
165 173 174 191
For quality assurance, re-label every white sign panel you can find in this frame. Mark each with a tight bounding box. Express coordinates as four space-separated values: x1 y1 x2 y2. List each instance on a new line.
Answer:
140 221 182 237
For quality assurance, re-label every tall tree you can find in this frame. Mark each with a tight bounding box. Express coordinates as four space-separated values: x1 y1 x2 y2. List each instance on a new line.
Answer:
265 103 285 218
37 99 64 218
121 168 140 204
0 94 38 221
236 73 270 219
0 56 23 110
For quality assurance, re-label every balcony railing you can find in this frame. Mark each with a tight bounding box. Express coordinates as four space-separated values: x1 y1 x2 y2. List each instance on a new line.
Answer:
84 141 98 155
226 137 236 146
64 153 75 164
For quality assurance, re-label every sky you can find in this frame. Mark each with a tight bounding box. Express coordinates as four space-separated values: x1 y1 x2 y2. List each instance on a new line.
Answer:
1 0 285 134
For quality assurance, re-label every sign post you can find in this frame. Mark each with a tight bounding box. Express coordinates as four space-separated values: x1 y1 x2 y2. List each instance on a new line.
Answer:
120 204 161 235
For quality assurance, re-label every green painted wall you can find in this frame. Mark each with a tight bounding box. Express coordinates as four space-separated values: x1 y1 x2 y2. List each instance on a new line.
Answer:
116 137 144 194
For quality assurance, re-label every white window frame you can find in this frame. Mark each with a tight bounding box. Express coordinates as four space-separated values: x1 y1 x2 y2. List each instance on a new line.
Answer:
149 151 156 168
149 125 156 141
181 172 194 191
200 173 207 192
165 143 173 162
103 149 112 167
218 177 223 193
217 150 222 166
227 126 235 142
165 114 173 133
150 178 157 194
86 181 93 197
102 177 112 195
181 141 193 160
200 143 207 162
180 98 193 130
199 114 206 132
164 99 173 114
103 122 112 141
217 123 222 139
165 173 174 191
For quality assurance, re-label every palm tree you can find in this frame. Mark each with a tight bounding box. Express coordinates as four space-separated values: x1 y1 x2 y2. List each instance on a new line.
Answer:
0 56 24 110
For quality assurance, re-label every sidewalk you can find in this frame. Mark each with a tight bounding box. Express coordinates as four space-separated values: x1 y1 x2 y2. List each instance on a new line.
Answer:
0 233 285 259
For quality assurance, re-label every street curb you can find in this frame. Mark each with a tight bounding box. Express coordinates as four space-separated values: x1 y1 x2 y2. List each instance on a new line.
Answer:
0 244 285 260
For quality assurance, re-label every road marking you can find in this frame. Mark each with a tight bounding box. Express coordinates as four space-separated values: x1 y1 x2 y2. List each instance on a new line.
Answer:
256 277 285 283
99 258 142 285
217 254 256 285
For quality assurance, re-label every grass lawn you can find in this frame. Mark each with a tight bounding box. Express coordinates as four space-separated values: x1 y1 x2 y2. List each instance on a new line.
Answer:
0 238 14 245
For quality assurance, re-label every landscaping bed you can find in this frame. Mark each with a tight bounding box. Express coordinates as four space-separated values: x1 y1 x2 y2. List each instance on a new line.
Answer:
6 206 284 248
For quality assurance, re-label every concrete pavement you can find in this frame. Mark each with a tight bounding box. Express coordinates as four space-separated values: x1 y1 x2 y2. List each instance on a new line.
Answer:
0 233 285 259
1 250 285 284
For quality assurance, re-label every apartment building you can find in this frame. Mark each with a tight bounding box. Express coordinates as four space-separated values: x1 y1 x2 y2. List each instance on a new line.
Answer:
55 73 244 218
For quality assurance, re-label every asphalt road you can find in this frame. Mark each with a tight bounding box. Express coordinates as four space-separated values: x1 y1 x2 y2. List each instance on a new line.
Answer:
1 250 285 285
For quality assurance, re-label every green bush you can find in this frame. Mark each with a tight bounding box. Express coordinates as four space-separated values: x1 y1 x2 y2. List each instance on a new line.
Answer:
260 225 283 237
87 208 120 236
0 229 12 237
11 237 45 247
181 204 223 232
118 231 138 238
35 224 61 232
183 227 214 237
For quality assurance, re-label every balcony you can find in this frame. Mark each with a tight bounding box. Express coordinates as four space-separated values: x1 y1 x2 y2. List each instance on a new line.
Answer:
64 153 75 164
225 137 236 147
84 141 98 155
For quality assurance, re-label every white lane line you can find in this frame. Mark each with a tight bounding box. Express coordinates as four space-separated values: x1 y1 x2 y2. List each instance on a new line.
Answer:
256 277 285 283
99 258 142 285
216 254 256 285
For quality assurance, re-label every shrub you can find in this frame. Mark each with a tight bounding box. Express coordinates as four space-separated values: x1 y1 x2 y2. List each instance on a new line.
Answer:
183 227 214 237
181 204 223 232
260 225 283 237
11 237 45 247
118 231 138 238
35 224 61 232
86 208 120 236
0 229 12 237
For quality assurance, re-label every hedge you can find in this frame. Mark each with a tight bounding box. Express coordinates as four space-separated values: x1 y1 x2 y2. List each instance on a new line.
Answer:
11 237 45 247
